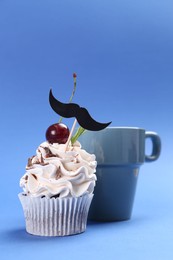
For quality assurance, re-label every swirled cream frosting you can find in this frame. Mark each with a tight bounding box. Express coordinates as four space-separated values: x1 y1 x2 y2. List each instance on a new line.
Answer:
20 141 97 198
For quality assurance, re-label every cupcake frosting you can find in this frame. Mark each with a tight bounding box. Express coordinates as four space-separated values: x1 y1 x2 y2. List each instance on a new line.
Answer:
20 141 97 198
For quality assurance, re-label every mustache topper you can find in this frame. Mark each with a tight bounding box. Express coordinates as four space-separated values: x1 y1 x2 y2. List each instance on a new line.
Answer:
49 89 111 131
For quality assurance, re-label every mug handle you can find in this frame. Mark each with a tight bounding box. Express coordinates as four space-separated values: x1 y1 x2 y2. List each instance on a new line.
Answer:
145 131 161 162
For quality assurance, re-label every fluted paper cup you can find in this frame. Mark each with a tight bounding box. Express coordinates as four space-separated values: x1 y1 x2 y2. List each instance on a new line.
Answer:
18 193 93 236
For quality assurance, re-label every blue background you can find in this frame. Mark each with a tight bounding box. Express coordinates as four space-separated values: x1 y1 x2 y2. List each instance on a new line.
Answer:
0 0 173 259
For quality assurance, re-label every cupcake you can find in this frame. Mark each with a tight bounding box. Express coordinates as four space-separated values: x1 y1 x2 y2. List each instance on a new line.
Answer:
19 139 97 236
19 74 111 236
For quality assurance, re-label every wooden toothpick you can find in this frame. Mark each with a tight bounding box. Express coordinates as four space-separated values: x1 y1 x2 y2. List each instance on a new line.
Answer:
65 119 77 152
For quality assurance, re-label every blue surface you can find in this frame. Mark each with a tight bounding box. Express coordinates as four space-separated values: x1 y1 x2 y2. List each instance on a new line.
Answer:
0 0 173 259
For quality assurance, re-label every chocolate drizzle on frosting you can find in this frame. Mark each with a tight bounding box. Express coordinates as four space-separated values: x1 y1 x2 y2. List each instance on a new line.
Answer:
20 141 97 198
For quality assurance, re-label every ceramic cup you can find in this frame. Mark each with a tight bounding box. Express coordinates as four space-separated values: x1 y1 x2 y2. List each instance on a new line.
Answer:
79 127 161 221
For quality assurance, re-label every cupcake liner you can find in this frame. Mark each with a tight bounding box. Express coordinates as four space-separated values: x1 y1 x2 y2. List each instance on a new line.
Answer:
18 193 93 236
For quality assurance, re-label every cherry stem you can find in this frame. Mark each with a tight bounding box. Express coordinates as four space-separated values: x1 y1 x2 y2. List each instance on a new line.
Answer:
65 119 77 151
59 73 77 124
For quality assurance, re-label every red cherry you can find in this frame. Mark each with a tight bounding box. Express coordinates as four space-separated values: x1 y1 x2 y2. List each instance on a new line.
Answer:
46 123 70 144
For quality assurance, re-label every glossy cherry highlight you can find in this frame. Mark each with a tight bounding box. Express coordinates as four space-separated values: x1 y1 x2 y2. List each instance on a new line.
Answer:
46 123 70 144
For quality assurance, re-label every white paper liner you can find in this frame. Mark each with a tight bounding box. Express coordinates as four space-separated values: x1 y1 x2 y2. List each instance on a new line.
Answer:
18 193 93 236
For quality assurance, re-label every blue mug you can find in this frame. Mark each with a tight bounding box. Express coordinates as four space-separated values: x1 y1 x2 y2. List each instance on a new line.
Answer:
79 127 161 221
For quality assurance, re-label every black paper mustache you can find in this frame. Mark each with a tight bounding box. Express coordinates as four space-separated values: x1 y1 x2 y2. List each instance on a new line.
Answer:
49 89 111 131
